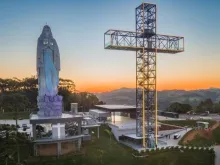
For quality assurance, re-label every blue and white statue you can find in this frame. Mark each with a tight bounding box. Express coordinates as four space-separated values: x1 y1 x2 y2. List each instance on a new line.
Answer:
37 25 62 117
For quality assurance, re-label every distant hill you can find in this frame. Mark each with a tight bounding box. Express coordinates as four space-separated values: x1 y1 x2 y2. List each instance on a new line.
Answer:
95 87 220 110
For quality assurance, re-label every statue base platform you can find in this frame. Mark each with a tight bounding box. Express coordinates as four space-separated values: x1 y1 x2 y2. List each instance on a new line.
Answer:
37 95 63 117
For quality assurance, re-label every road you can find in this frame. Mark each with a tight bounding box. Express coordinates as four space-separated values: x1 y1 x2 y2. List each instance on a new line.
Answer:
179 114 220 121
214 146 220 165
158 128 191 147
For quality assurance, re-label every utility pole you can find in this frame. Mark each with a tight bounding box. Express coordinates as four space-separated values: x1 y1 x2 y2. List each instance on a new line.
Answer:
15 108 20 164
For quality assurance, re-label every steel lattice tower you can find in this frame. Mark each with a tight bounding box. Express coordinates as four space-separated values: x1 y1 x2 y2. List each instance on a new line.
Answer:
104 2 184 148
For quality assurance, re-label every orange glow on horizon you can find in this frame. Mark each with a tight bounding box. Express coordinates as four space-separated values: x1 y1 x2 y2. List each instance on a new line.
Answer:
77 80 220 93
1 74 220 93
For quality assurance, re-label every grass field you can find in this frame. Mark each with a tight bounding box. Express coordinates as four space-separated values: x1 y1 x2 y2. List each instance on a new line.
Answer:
182 133 215 146
26 125 215 165
0 112 30 119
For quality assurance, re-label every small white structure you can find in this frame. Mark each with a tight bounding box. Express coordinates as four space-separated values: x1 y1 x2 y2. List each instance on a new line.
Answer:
71 103 78 113
83 129 89 135
197 121 209 129
199 117 212 120
52 123 65 139
89 109 111 122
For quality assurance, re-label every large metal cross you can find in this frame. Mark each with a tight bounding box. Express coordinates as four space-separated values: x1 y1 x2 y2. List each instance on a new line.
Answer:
104 2 184 148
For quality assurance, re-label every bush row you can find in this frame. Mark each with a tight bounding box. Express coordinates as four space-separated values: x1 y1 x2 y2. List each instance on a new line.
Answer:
133 146 215 156
0 124 20 131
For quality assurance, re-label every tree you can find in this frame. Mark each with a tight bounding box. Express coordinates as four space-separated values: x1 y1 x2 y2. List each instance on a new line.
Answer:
213 103 220 113
196 98 214 113
0 78 20 92
166 102 192 113
0 77 103 113
21 76 38 90
97 101 106 105
58 87 72 111
59 78 75 92
0 93 31 112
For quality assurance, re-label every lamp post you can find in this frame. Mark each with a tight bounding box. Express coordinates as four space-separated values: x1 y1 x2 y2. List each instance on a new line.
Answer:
14 108 20 164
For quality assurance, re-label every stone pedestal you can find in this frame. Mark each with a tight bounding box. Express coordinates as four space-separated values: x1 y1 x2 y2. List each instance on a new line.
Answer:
37 95 63 117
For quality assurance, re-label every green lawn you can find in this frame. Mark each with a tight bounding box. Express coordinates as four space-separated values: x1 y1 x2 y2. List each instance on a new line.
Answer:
213 126 220 144
0 112 30 119
160 120 216 128
26 125 215 165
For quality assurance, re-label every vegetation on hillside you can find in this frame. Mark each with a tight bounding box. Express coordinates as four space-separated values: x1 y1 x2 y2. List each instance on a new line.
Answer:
183 134 215 147
0 77 104 116
97 88 220 109
166 102 192 113
167 98 220 114
0 124 31 165
179 123 220 147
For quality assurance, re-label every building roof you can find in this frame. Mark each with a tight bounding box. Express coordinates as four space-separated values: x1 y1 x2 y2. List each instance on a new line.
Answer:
123 133 155 139
94 105 136 111
34 135 84 144
196 121 209 125
89 109 110 114
81 125 100 128
30 113 83 124
158 110 179 115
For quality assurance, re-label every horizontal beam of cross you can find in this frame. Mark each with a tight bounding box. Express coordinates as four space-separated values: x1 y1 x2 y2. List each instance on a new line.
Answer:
104 29 184 53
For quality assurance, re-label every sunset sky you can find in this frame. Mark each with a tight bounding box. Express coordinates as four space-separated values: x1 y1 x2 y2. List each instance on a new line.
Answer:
0 0 220 92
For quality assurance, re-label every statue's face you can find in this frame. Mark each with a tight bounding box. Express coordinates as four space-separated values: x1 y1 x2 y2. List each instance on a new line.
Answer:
41 25 54 46
44 27 50 37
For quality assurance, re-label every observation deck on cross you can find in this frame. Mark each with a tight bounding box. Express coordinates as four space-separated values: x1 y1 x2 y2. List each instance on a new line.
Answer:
104 29 184 53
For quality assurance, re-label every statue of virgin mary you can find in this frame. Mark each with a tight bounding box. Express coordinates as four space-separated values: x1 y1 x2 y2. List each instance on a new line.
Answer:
36 25 62 117
37 25 60 97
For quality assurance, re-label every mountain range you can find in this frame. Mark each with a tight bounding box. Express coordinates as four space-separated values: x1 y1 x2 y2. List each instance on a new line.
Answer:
95 88 220 110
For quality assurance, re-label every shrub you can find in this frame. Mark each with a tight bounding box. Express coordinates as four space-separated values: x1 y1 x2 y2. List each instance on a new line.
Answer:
159 147 164 152
212 126 220 144
140 150 145 154
180 146 185 150
136 152 141 156
150 149 155 152
185 146 190 150
145 149 150 154
133 150 139 155
155 148 160 153
170 146 175 150
164 147 170 152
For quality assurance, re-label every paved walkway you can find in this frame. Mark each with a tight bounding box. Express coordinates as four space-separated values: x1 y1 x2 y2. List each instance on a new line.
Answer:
214 146 220 165
159 128 191 147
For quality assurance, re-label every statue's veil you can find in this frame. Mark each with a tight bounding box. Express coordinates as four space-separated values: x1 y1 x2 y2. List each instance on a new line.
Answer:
39 25 53 39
